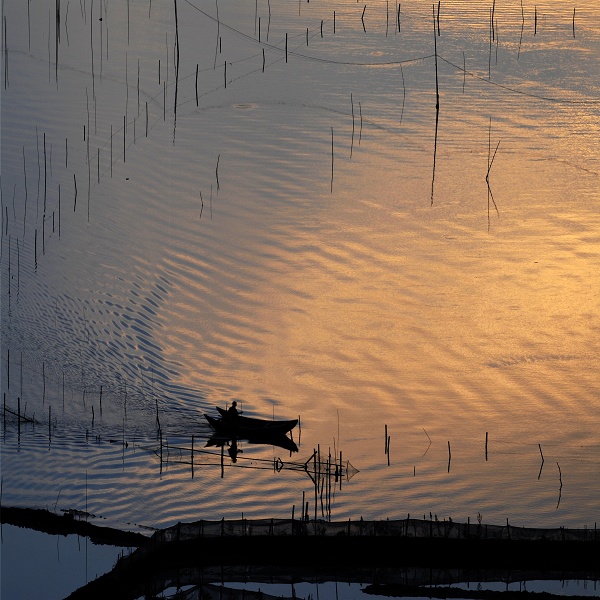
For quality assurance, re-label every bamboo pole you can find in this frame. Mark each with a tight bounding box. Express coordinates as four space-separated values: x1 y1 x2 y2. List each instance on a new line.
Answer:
350 93 355 158
330 127 334 192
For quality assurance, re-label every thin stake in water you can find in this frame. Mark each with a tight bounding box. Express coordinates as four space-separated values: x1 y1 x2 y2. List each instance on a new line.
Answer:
330 127 334 193
213 0 220 69
350 93 355 158
488 7 493 79
386 0 389 37
43 133 47 214
485 431 488 460
22 147 28 236
518 0 524 59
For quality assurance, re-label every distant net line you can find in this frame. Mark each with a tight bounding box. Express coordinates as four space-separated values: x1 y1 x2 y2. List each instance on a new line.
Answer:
182 0 599 107
182 0 433 68
439 55 599 106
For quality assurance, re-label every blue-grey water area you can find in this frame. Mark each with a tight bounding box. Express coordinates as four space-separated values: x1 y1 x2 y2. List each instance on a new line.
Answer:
0 524 128 600
1 0 599 598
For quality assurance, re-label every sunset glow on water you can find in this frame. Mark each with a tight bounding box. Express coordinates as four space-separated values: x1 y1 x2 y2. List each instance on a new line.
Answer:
1 0 599 545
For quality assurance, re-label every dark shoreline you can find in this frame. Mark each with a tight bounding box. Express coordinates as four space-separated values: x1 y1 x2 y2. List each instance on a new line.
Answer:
67 529 600 600
0 506 149 547
3 507 599 600
2 506 599 565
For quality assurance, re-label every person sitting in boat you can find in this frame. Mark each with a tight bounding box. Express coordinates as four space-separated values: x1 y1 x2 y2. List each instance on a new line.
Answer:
226 401 239 418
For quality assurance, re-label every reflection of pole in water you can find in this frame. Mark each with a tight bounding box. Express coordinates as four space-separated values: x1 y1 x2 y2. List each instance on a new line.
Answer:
430 4 439 206
556 462 563 508
221 444 224 478
486 117 500 230
154 439 358 486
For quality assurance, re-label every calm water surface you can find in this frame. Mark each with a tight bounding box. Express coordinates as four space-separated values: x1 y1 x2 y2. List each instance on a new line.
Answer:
0 524 127 600
1 0 599 539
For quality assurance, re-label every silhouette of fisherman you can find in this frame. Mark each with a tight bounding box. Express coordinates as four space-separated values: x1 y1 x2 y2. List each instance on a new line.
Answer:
226 401 239 419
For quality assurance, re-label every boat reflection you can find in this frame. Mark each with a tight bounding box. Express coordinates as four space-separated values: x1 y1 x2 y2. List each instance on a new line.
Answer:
205 431 299 461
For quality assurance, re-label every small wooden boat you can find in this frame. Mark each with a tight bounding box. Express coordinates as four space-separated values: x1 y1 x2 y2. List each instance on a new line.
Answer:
205 408 298 437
